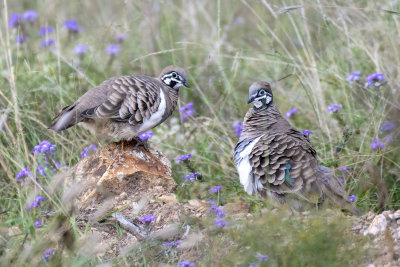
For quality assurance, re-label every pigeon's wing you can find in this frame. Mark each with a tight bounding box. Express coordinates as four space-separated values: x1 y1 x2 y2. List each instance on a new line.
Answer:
249 129 318 194
80 76 162 125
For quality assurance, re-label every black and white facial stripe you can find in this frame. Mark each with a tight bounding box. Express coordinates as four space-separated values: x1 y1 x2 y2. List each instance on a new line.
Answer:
161 71 189 89
255 89 272 104
247 88 273 109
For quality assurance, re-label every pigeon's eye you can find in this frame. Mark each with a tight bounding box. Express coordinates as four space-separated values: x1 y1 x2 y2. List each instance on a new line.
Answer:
259 89 266 95
172 72 178 78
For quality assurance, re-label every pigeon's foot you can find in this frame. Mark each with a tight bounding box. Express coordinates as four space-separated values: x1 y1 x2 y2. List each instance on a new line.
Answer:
132 137 150 152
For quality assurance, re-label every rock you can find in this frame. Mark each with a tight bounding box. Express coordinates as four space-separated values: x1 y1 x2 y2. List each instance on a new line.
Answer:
366 212 375 221
64 142 195 258
159 194 178 203
353 210 400 266
69 142 175 203
382 210 392 219
188 199 206 208
119 192 128 201
364 214 388 235
393 210 400 220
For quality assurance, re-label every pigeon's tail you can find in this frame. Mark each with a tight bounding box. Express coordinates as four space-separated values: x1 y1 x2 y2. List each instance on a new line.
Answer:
49 104 80 131
317 165 363 216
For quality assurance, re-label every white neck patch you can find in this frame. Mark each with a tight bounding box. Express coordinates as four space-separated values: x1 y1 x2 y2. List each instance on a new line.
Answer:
254 100 263 108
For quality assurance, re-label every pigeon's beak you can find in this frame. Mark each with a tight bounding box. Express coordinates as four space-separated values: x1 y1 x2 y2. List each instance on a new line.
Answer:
247 95 256 104
183 80 190 88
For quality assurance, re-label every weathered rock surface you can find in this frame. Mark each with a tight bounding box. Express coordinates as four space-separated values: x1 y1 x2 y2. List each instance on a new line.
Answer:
363 214 388 236
353 210 400 266
64 141 196 258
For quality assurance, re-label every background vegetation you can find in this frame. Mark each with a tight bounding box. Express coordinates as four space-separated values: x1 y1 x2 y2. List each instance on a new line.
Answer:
0 0 399 266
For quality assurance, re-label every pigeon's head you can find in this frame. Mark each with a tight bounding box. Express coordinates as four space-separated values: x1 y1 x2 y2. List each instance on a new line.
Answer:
160 66 189 90
247 81 273 109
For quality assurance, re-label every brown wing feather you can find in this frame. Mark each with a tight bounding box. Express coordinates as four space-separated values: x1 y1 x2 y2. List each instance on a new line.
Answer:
80 76 162 125
248 129 318 194
247 135 269 190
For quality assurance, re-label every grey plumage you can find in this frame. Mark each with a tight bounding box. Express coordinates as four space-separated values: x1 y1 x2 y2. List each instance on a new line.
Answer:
50 66 189 141
234 81 361 215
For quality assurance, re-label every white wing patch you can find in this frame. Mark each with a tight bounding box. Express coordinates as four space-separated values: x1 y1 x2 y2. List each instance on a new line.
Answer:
236 135 264 195
138 88 166 133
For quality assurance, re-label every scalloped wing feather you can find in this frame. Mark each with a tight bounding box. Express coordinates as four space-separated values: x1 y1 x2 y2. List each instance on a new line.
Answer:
80 76 162 126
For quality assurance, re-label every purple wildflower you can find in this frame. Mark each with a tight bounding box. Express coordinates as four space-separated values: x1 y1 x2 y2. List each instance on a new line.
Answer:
165 240 181 247
15 168 31 182
42 249 55 262
178 260 196 267
64 19 81 32
182 173 198 186
181 109 195 120
165 241 174 247
15 36 27 44
140 214 156 223
371 138 385 150
165 242 173 247
301 130 312 136
80 144 97 158
346 71 361 84
213 218 229 227
32 140 56 155
365 73 386 87
73 44 86 55
40 26 54 36
209 185 222 193
215 208 225 218
9 13 20 27
327 104 342 114
285 108 298 119
349 195 356 202
138 131 153 140
40 38 54 47
116 34 126 42
35 220 42 227
339 178 344 183
106 44 120 55
30 195 45 210
339 166 348 172
36 165 46 177
209 205 226 218
179 102 195 120
233 121 243 136
184 173 198 182
380 121 394 132
175 153 191 162
179 102 194 113
22 10 38 22
207 199 216 204
257 253 268 262
249 263 260 267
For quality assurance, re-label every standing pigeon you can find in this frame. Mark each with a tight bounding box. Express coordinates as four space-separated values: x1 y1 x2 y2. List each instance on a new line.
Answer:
233 81 361 215
50 66 189 149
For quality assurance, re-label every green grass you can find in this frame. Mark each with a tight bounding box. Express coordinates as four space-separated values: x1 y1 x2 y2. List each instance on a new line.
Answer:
1 0 399 265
